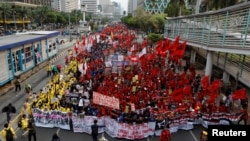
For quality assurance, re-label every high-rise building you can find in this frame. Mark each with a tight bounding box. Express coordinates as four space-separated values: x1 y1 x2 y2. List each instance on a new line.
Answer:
4 0 52 7
80 0 99 13
99 0 111 5
51 0 62 11
112 1 120 16
144 0 171 14
137 0 144 8
128 0 144 15
99 0 111 13
128 0 137 15
61 0 80 12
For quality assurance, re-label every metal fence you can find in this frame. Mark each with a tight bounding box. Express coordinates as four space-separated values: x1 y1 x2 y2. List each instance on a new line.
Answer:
164 2 250 78
164 2 250 49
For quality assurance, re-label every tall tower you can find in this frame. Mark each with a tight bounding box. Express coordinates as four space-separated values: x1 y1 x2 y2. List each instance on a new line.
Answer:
80 0 99 13
144 0 171 14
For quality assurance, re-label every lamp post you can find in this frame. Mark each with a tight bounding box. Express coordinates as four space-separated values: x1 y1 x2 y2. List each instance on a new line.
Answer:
81 4 87 23
13 10 17 30
22 16 27 30
67 1 70 27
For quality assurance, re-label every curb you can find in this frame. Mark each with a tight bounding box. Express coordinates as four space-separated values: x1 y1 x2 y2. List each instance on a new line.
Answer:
0 41 74 97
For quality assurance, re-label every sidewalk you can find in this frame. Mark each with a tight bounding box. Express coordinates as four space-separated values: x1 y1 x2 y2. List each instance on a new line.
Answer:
0 39 75 97
0 39 75 141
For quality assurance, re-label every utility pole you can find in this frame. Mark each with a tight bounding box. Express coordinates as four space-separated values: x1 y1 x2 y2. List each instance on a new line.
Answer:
13 10 17 30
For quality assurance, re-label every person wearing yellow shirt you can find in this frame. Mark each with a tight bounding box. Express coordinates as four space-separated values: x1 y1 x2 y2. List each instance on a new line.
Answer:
59 88 65 96
46 63 52 77
1 123 17 141
20 114 29 137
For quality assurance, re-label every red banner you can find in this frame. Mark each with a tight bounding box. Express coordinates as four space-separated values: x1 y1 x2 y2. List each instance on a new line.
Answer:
93 92 120 110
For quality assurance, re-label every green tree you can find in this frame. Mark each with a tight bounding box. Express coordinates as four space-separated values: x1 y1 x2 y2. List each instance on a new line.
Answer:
33 6 51 25
153 13 166 33
101 17 109 25
15 6 31 20
47 11 57 23
134 7 151 33
121 15 138 28
56 12 67 25
0 3 12 31
147 33 162 43
164 1 179 17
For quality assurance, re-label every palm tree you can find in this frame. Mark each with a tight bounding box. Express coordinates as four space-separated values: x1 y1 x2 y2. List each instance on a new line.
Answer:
164 0 179 17
0 3 12 31
179 0 186 16
33 6 51 26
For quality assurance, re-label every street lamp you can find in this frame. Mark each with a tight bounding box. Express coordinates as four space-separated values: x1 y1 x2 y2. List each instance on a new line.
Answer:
81 4 87 23
67 1 71 27
22 16 27 30
13 10 17 30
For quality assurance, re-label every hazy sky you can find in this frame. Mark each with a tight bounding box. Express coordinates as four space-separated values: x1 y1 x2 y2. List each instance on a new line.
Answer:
112 0 128 11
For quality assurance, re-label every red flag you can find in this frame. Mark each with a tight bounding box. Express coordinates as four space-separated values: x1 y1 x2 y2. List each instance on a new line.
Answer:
183 85 192 95
155 40 163 54
210 79 221 90
150 68 160 77
146 53 156 61
232 88 247 100
171 88 184 102
129 55 138 62
171 41 186 59
169 36 180 51
207 93 217 104
201 75 209 89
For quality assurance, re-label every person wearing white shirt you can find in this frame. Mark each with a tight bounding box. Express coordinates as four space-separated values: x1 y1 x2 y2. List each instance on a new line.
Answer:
78 97 84 113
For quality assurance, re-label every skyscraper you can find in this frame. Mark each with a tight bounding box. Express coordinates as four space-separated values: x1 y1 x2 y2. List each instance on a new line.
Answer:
80 0 99 13
128 0 137 15
144 0 170 14
61 0 80 12
4 0 52 7
128 0 144 15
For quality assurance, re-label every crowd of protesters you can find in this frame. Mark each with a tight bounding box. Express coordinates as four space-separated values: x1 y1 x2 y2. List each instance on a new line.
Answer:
1 23 248 141
27 23 248 128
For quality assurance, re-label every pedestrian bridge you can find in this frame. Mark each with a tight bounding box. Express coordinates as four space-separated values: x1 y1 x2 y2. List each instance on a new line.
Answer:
164 2 250 88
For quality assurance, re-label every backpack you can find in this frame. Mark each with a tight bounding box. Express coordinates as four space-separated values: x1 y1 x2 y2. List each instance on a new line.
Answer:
5 128 13 141
91 125 98 135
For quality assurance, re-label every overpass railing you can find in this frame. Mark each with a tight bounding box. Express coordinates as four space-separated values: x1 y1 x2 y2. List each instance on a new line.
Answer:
164 2 250 50
164 2 250 81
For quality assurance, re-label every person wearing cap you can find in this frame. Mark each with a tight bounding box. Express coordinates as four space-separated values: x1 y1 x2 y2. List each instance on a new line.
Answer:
160 124 171 141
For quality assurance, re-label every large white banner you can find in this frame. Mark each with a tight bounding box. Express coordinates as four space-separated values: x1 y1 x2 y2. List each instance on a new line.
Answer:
32 108 70 130
72 116 105 134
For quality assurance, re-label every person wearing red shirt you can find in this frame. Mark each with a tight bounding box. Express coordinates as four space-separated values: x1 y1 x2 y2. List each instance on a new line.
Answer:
160 124 171 141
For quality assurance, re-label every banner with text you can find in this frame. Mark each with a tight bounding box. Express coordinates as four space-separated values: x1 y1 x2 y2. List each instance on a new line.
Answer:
93 92 120 110
32 108 70 130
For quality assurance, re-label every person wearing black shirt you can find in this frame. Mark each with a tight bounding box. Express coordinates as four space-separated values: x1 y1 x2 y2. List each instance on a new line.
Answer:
27 120 36 141
91 119 105 141
2 103 16 123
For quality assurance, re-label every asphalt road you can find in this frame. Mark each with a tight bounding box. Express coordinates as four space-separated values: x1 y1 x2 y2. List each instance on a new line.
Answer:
13 125 204 141
0 35 205 141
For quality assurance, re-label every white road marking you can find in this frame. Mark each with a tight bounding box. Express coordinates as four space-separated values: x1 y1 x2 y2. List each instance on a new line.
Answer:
189 130 198 141
56 128 61 135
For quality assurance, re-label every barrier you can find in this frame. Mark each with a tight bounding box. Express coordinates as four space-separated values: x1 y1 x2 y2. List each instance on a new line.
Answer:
28 109 244 140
